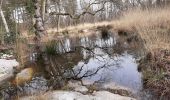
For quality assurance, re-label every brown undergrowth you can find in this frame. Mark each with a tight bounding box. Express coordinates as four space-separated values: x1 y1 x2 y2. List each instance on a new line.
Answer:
139 50 170 99
111 7 170 99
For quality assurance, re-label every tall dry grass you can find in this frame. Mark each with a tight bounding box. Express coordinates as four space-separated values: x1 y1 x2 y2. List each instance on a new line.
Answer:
47 21 111 33
48 7 170 51
38 7 170 51
113 7 170 51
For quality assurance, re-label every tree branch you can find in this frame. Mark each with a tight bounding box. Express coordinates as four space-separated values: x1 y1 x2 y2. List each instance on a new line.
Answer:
49 1 107 19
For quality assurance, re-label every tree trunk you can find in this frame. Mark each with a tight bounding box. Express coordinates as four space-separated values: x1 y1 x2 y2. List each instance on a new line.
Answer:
33 0 51 76
0 0 9 44
33 0 47 41
0 9 9 33
156 0 162 7
41 0 46 22
56 0 61 32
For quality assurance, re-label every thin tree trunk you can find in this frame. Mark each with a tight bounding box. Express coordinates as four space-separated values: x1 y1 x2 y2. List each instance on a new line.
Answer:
0 0 9 33
57 0 61 32
0 9 9 33
41 0 46 22
0 0 9 44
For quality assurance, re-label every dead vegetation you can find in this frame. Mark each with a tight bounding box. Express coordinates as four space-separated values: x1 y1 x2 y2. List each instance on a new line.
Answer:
47 21 111 34
139 50 170 99
49 7 170 51
112 7 170 51
112 7 170 99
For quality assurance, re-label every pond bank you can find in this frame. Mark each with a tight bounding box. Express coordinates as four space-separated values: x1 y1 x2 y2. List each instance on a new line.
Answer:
139 50 170 99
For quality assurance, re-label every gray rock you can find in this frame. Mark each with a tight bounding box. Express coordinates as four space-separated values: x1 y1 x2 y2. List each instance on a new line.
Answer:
20 90 136 100
0 59 19 85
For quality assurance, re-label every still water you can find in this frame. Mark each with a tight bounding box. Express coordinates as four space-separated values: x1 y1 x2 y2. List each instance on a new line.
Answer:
1 33 143 99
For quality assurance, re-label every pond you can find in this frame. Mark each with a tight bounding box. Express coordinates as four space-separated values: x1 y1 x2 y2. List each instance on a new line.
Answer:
0 32 144 99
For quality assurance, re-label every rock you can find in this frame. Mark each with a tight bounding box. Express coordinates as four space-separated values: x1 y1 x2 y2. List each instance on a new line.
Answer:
103 83 132 93
67 80 88 93
93 91 135 100
67 80 134 97
0 59 19 85
19 90 136 100
12 68 34 85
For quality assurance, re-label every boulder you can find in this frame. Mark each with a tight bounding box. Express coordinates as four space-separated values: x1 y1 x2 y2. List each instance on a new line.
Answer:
0 59 19 85
20 90 135 100
67 80 88 93
12 68 34 85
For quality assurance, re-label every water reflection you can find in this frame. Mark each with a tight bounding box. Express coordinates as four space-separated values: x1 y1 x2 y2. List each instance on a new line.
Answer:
74 51 142 92
1 34 142 99
53 35 142 92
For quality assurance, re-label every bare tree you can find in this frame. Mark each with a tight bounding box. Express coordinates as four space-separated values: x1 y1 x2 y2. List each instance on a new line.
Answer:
49 0 107 26
33 0 47 41
0 0 9 44
41 0 46 22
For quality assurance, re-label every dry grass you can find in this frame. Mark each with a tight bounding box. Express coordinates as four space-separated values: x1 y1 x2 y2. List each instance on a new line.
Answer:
45 21 113 39
117 8 170 98
47 7 170 51
22 7 170 51
112 7 170 51
47 21 111 33
139 50 170 98
47 21 111 36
